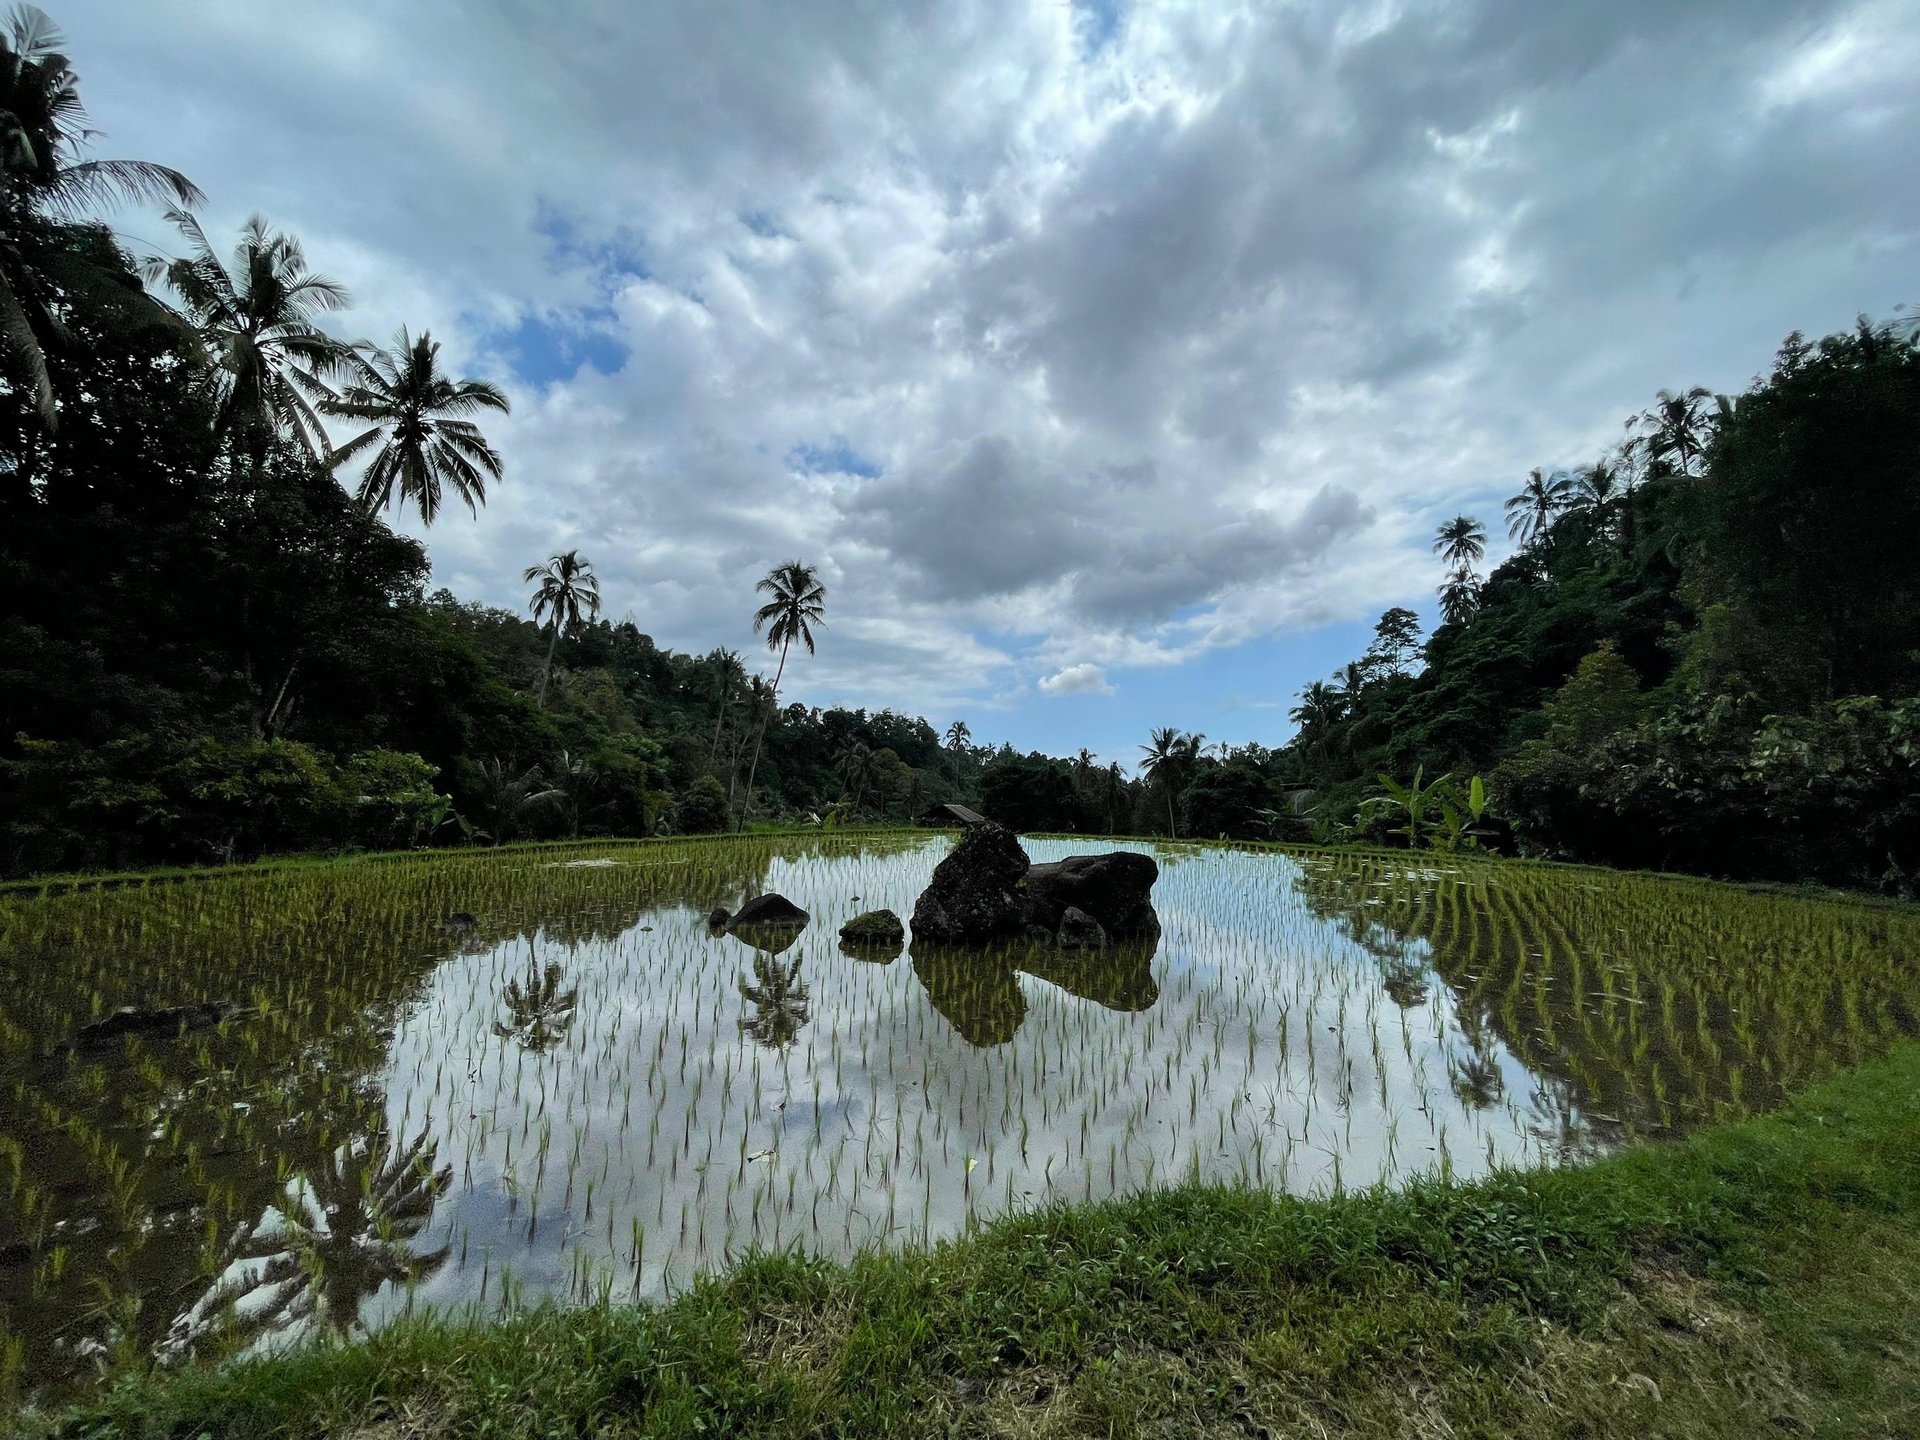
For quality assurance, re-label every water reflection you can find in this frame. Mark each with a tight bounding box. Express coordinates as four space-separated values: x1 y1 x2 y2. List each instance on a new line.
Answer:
738 956 812 1049
173 1125 451 1351
908 934 1160 1047
910 946 1027 1046
492 945 579 1054
4 833 1918 1406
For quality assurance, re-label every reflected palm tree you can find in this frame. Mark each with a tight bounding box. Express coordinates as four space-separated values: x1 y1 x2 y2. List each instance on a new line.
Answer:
1449 1048 1505 1110
1526 1075 1601 1160
739 955 811 1048
1381 962 1430 1009
493 947 579 1053
173 1125 451 1352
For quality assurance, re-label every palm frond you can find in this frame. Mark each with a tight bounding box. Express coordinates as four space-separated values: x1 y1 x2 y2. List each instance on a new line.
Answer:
36 157 202 216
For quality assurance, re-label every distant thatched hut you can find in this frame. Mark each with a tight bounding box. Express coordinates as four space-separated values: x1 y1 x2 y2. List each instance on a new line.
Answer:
922 802 988 828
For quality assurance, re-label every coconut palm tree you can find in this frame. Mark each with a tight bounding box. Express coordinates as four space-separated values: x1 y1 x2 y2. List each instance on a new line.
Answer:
323 328 508 525
524 550 600 705
1289 681 1345 745
1636 385 1714 479
1504 467 1575 548
475 755 560 844
544 748 598 837
1432 514 1488 626
832 737 873 807
1567 460 1623 547
1105 761 1128 835
1335 660 1370 707
142 211 350 475
1138 726 1201 837
1438 571 1480 626
0 6 202 428
705 648 745 762
738 560 826 828
1432 515 1487 571
942 718 971 783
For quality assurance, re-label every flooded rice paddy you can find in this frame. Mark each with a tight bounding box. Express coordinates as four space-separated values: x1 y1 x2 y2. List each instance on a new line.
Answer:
3 833 1917 1398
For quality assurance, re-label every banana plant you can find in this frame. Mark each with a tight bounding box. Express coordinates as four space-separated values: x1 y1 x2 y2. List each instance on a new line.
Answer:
1366 765 1453 848
1431 774 1494 852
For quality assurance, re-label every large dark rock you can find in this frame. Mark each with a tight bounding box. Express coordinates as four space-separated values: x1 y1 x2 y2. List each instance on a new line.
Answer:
909 823 1030 943
731 893 809 927
1018 852 1160 941
1055 905 1107 950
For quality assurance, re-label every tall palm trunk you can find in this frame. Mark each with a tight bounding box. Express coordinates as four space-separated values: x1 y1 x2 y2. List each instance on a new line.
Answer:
709 686 728 760
538 622 561 705
1166 787 1177 839
737 639 789 830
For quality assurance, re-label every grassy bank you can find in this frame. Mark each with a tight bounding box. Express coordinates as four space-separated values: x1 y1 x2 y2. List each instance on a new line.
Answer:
23 1043 1920 1439
0 825 923 897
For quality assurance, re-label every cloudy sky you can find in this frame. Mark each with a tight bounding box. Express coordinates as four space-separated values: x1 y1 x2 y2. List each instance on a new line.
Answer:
62 0 1920 762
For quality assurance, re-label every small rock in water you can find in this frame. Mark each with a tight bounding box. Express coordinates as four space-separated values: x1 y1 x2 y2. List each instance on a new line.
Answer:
731 893 809 927
840 909 906 945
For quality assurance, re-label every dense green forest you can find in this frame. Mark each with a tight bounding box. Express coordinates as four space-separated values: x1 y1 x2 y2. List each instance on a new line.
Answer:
2 8 1916 892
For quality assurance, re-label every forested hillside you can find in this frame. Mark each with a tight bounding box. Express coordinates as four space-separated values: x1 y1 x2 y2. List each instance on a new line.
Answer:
1270 320 1920 894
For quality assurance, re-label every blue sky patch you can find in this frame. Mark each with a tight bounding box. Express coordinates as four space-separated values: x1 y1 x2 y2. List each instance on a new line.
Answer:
534 201 652 283
1072 0 1122 56
788 440 882 478
492 307 631 384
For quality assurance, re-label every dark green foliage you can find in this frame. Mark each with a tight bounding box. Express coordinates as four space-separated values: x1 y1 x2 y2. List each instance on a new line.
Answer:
1689 326 1920 703
1178 755 1280 839
1287 315 1920 894
977 754 1102 833
671 775 731 835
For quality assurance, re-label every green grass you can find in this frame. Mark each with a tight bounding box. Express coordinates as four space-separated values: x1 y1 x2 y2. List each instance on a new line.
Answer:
22 1041 1920 1439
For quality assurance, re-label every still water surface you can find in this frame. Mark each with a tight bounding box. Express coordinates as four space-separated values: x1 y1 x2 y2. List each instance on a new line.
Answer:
2 834 1915 1398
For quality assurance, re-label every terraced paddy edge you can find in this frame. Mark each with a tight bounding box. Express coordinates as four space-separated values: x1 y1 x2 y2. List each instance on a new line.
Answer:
22 1043 1920 1439
2 835 1917 1415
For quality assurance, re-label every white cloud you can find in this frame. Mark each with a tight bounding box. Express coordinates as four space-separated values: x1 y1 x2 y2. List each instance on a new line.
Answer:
56 0 1920 731
1038 663 1115 697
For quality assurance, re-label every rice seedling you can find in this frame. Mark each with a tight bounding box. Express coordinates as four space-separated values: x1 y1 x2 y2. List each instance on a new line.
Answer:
1 834 1915 1405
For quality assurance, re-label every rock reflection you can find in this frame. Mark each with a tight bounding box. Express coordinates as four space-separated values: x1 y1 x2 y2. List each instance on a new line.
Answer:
910 945 1027 1047
910 933 1161 1046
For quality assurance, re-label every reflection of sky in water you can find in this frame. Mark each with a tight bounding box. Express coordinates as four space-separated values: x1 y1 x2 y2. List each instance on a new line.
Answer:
12 834 1919 1393
373 840 1612 1320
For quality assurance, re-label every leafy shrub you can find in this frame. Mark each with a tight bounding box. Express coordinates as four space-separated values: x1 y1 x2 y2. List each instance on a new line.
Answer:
672 775 732 835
